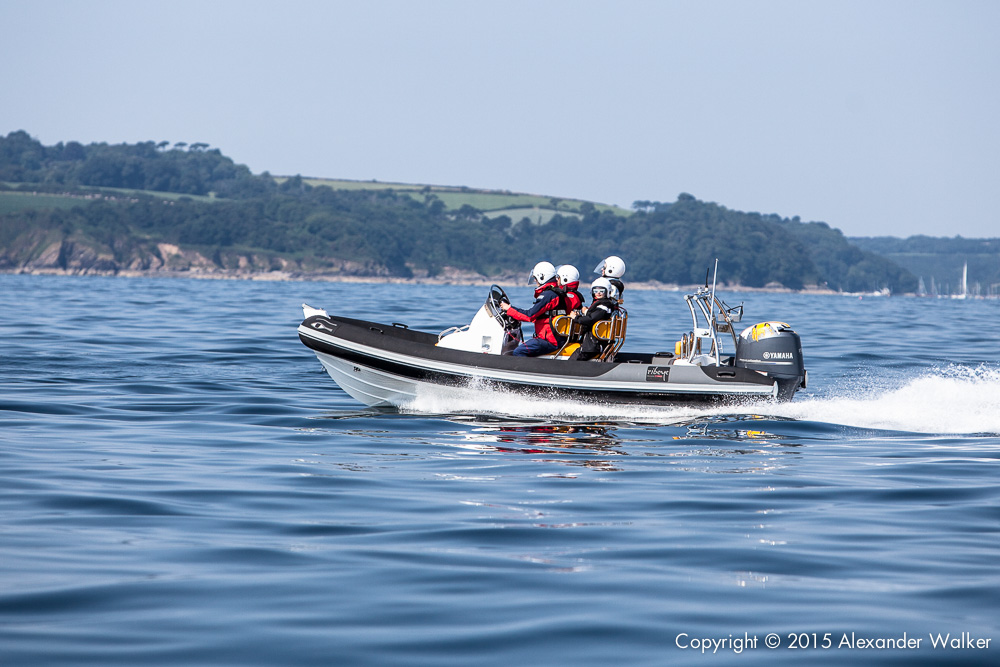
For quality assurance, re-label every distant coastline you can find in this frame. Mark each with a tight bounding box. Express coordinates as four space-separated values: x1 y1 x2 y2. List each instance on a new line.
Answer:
0 266 860 296
10 267 1000 298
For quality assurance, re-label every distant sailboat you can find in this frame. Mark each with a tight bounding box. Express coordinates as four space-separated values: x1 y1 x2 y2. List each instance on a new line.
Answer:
951 262 968 300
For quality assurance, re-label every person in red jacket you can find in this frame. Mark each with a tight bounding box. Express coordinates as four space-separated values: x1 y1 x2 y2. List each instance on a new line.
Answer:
555 264 585 313
501 262 581 356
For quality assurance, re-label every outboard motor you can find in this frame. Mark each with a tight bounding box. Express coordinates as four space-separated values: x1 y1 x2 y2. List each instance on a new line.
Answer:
734 321 806 401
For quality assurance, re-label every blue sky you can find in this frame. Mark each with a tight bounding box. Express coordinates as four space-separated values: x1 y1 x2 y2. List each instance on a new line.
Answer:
2 0 997 238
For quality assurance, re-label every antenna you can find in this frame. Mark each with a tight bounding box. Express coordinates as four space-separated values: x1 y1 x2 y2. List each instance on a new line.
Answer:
710 259 719 316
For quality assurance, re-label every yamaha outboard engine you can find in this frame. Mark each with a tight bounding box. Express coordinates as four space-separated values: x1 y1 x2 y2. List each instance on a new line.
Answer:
734 322 806 401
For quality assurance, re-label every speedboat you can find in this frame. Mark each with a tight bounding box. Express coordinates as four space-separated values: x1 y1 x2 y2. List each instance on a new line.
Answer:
297 270 807 409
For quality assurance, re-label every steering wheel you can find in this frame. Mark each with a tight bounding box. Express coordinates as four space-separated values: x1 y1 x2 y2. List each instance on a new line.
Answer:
487 285 518 329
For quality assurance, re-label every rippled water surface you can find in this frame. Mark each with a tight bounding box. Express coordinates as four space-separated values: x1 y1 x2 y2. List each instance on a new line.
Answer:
2 275 999 665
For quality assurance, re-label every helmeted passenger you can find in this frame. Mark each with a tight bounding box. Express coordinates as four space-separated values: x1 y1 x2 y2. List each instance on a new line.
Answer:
570 277 619 361
554 264 585 313
528 260 557 288
501 261 580 357
593 255 626 302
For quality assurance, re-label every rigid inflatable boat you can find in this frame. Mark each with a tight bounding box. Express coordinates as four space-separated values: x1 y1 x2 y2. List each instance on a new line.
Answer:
297 278 807 409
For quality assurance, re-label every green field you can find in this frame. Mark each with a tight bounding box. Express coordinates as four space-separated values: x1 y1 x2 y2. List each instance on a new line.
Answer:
0 186 218 214
285 177 630 216
0 191 84 214
482 207 579 225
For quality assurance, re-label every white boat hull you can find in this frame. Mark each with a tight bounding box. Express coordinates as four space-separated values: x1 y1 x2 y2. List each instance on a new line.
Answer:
314 349 423 407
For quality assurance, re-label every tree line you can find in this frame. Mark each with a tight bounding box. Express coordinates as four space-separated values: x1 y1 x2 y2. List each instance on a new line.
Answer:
1 131 918 292
0 130 271 199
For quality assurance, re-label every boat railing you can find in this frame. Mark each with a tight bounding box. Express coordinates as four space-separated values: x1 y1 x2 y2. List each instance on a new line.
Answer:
438 324 469 342
679 263 742 365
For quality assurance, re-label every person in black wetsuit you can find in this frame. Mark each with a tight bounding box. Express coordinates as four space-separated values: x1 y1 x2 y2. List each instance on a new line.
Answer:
569 277 619 361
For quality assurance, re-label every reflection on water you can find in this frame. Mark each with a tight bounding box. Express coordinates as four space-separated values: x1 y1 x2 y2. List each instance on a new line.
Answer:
460 422 628 471
675 414 804 445
305 407 812 479
465 420 622 450
357 413 810 475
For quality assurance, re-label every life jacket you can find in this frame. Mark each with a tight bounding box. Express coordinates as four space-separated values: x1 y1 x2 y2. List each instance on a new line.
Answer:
508 280 564 346
533 279 559 300
550 281 584 314
576 296 618 328
563 281 585 313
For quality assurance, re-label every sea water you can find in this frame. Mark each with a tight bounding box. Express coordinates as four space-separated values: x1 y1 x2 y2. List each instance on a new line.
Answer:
1 274 998 665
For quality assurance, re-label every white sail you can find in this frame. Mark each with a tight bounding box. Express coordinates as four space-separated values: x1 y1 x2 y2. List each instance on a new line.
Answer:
951 263 968 300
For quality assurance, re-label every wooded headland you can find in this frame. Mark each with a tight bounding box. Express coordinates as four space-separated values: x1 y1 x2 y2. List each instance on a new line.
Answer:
3 130 996 295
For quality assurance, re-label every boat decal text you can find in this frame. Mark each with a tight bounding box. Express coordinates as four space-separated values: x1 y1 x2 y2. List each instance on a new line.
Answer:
645 366 670 382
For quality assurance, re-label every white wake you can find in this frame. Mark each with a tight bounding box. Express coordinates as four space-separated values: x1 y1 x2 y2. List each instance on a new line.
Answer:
760 365 1000 435
400 366 1000 435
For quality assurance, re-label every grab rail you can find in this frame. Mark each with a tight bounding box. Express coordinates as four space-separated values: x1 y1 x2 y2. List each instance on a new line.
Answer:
438 325 468 342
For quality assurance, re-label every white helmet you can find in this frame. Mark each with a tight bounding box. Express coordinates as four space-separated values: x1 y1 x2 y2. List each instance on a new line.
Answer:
591 277 618 300
556 264 580 285
528 260 556 285
593 255 626 279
